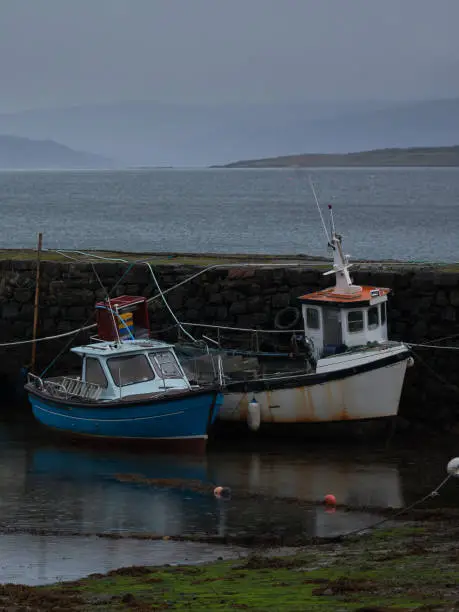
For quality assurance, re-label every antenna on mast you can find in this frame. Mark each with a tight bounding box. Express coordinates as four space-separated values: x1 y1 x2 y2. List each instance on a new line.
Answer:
311 186 361 296
308 176 330 244
328 204 336 236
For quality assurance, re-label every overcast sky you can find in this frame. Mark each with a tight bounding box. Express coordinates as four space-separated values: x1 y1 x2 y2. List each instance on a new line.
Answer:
0 0 458 112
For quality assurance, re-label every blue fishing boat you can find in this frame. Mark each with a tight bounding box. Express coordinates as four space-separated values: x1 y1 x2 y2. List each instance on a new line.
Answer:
25 296 222 453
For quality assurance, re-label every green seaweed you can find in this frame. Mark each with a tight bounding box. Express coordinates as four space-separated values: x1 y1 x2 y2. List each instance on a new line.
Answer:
2 522 458 610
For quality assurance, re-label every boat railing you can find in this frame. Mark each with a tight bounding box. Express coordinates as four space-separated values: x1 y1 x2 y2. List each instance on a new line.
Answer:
27 373 103 401
60 377 104 400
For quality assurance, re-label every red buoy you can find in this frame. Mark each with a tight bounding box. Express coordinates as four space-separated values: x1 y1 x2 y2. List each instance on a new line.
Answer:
324 494 336 506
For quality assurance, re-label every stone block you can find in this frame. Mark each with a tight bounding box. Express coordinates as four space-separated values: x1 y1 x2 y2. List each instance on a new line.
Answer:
285 269 303 286
247 295 264 313
450 289 459 307
442 307 457 322
91 263 119 278
1 302 19 319
13 288 33 303
49 281 66 294
186 297 204 311
57 321 73 333
203 305 217 319
69 263 92 276
433 273 459 287
435 290 449 306
122 266 151 284
237 313 269 328
229 301 247 316
216 306 228 321
245 283 262 297
66 306 87 321
11 261 33 272
185 309 200 322
19 304 34 320
272 293 290 309
58 289 95 307
227 268 256 280
221 290 242 304
409 320 428 341
42 318 57 333
208 293 223 305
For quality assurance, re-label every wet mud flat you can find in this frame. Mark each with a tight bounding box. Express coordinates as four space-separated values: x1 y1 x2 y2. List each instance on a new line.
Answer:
3 513 459 611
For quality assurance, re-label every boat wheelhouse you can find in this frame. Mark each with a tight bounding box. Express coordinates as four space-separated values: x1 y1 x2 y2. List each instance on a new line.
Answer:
25 296 222 453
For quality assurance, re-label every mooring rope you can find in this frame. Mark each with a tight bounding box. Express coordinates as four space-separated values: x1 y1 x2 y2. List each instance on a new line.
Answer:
407 342 459 350
336 473 453 540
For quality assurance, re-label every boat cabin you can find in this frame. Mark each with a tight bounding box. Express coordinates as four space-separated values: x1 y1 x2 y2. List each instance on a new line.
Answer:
71 340 192 401
298 231 390 359
56 294 193 400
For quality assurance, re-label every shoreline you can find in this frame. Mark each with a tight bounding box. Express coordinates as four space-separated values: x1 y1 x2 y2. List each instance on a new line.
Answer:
2 519 458 610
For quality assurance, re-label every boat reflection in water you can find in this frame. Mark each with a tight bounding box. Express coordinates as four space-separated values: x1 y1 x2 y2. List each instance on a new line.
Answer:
18 442 404 541
26 445 211 537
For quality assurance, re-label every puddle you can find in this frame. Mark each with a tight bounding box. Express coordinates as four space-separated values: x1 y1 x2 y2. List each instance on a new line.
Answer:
0 533 244 585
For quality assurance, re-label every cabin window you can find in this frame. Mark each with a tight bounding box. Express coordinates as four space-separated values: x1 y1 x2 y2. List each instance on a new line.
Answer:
348 310 364 333
367 306 379 330
380 302 387 325
306 307 320 330
85 358 108 388
150 351 183 379
108 354 155 387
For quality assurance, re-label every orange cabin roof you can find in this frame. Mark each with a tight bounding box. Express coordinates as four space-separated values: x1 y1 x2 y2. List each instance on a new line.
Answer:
298 285 390 305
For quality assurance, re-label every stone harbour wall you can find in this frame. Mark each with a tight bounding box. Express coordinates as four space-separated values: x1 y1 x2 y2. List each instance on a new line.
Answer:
1 258 459 427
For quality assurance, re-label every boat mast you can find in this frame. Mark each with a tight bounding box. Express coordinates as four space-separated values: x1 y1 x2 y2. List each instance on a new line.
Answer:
324 205 361 295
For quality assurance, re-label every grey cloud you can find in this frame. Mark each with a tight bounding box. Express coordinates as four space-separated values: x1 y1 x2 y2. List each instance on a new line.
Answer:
0 0 458 111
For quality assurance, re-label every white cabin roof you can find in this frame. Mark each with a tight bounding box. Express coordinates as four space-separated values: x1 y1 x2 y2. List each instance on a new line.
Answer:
71 339 173 358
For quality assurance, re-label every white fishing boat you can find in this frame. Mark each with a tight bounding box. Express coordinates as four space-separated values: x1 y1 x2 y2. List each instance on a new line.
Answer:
207 210 413 431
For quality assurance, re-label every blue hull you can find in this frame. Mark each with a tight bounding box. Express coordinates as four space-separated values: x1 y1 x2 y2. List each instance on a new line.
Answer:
28 390 222 449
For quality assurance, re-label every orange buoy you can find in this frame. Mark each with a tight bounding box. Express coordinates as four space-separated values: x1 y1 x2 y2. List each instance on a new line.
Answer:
324 494 336 506
213 486 231 499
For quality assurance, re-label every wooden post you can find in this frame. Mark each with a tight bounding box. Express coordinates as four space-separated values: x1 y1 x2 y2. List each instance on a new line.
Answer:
31 232 43 373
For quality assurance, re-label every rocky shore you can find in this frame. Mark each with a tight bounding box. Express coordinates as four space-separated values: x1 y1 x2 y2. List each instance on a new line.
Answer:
2 517 458 610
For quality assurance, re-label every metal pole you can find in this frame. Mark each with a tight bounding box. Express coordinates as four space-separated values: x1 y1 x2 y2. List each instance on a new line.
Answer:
31 232 43 373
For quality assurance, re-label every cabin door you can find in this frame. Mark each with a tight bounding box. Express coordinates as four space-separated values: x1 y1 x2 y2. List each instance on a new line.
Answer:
322 308 343 347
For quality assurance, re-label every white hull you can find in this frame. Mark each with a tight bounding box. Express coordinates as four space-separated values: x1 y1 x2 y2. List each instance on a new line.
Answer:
219 344 411 424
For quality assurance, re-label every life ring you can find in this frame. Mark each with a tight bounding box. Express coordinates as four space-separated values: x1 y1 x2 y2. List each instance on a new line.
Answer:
274 306 301 330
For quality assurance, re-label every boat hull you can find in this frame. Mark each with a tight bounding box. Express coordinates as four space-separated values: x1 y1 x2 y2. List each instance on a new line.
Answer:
218 345 411 427
27 387 222 452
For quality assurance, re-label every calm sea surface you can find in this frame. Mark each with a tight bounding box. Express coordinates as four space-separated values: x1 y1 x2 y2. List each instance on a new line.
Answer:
1 167 459 262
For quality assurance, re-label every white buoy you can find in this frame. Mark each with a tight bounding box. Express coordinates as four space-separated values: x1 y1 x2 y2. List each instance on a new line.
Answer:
247 397 261 431
446 457 459 477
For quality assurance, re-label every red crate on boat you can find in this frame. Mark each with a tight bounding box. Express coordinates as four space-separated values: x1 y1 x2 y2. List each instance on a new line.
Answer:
95 295 150 341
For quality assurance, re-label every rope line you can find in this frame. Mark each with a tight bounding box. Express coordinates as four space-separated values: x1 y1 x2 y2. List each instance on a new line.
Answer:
407 342 459 351
144 262 196 342
336 473 453 540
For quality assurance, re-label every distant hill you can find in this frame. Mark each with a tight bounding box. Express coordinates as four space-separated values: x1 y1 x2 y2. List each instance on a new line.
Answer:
214 146 459 168
0 98 458 166
0 134 115 169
